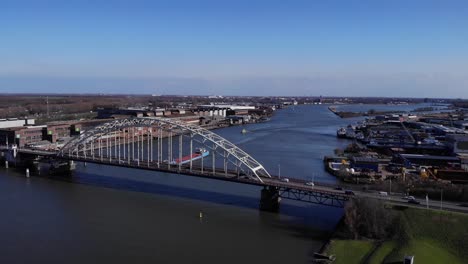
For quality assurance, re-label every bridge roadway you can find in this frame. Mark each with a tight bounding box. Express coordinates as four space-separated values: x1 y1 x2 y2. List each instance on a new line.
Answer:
10 148 350 207
6 148 468 212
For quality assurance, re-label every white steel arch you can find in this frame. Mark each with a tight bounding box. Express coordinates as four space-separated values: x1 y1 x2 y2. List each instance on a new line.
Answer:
59 117 271 182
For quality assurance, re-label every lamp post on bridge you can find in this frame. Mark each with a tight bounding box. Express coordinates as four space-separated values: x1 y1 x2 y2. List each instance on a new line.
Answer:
440 188 443 210
389 176 392 195
278 164 281 180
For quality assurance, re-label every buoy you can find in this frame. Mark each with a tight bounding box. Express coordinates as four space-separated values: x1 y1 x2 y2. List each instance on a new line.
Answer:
199 211 203 219
26 168 30 178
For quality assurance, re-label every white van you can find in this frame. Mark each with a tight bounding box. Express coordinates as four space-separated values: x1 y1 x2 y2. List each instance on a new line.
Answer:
379 191 388 196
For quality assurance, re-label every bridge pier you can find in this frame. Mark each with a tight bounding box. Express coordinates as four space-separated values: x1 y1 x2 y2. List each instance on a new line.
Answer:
260 186 281 212
69 160 76 170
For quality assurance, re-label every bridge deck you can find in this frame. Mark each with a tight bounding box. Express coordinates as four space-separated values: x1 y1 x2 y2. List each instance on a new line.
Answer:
5 148 350 207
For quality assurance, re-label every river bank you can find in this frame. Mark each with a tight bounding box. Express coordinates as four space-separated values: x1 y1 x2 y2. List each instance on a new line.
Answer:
323 206 468 264
327 102 448 119
328 106 401 118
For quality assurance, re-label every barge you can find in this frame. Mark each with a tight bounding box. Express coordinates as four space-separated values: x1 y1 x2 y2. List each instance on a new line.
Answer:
170 148 210 165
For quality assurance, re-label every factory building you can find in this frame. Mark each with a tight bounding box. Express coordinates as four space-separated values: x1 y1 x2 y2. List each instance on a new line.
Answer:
196 105 255 118
44 123 73 143
447 134 468 154
396 154 461 168
97 108 155 119
0 125 46 147
0 118 35 128
350 157 380 172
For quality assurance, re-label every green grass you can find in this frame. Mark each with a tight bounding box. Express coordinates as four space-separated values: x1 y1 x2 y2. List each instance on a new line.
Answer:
368 241 396 264
326 207 468 264
381 208 468 263
386 238 463 264
326 239 374 264
399 207 468 261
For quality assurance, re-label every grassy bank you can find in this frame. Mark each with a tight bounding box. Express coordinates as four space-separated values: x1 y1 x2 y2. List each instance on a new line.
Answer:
368 241 396 264
326 240 374 264
386 239 461 263
325 207 468 263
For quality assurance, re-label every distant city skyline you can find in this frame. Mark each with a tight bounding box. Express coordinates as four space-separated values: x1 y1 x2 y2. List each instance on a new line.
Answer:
1 0 467 98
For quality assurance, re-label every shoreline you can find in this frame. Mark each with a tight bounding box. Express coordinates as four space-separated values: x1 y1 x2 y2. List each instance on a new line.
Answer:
328 106 401 118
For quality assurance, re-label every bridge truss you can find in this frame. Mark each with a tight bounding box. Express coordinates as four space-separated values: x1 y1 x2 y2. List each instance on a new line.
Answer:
59 117 271 182
278 187 348 207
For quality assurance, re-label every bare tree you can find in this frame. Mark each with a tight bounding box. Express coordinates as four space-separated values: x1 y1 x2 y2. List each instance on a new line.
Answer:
343 198 397 240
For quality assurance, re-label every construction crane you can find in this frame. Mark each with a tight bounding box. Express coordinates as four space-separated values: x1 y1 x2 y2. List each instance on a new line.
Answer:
400 120 417 145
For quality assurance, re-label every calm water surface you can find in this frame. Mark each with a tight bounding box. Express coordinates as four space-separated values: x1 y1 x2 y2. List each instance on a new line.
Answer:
0 104 418 263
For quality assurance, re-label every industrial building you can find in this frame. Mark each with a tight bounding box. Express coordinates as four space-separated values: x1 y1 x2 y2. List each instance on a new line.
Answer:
0 125 46 147
196 104 256 118
0 118 111 147
97 108 155 119
396 154 461 168
350 157 380 172
0 118 35 128
447 134 468 154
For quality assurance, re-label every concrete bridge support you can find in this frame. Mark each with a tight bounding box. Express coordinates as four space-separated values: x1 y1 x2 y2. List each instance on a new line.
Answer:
69 160 76 170
260 186 280 212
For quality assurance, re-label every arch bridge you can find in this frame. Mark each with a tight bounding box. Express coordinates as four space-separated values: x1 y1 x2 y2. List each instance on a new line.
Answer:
59 117 271 183
3 117 350 209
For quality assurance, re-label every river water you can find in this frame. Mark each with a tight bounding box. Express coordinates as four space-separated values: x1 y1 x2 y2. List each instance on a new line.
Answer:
0 104 428 263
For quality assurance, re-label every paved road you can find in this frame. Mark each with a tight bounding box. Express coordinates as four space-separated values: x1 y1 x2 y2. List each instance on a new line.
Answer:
341 188 468 213
264 175 468 214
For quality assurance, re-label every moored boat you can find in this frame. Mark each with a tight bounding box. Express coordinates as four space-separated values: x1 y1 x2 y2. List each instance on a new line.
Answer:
337 127 347 138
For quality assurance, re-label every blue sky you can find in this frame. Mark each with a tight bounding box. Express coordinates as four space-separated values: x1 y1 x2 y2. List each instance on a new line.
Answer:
1 0 467 97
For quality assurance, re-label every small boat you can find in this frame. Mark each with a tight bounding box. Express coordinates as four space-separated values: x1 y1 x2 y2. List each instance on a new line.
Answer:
241 128 247 134
345 126 356 138
314 252 336 261
336 127 347 138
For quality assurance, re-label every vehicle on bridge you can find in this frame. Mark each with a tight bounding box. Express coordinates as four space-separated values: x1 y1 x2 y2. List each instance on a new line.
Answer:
408 199 420 205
